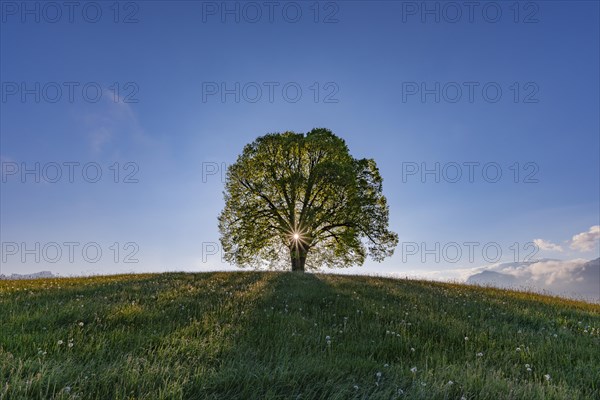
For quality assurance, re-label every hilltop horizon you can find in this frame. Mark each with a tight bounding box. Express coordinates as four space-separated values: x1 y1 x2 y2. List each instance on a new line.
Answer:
3 257 598 303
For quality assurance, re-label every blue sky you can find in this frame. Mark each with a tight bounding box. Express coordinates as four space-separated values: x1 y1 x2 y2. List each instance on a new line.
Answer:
1 1 599 280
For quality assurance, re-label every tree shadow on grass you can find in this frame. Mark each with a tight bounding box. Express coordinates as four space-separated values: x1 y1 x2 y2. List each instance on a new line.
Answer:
184 272 395 400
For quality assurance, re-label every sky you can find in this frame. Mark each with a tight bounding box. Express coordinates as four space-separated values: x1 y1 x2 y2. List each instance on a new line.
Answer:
1 1 599 292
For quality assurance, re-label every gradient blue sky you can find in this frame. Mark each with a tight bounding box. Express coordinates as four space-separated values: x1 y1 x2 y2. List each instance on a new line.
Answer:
1 1 599 278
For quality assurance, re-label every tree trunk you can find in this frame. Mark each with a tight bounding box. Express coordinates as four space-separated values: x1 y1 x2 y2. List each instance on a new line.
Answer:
290 247 307 272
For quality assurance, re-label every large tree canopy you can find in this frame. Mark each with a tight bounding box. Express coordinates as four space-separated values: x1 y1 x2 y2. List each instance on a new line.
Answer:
218 128 398 272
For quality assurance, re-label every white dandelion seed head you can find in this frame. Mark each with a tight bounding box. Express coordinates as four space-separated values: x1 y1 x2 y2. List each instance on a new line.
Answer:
544 374 551 381
410 367 417 373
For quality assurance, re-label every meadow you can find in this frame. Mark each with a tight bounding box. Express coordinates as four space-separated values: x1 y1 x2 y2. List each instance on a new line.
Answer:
0 272 598 399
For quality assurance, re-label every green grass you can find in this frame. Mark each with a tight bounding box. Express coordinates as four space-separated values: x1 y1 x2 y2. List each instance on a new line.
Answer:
1 272 598 399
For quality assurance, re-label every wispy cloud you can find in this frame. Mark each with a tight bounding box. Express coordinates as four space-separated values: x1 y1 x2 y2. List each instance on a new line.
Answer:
89 126 113 153
79 89 153 157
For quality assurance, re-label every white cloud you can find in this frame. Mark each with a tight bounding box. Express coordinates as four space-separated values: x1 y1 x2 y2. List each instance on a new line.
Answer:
570 226 600 252
508 259 586 285
533 238 563 252
487 258 599 301
387 258 599 302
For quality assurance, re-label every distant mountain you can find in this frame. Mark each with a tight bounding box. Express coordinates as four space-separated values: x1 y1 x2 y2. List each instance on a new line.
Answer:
466 258 599 302
466 270 519 287
0 271 55 280
466 259 556 288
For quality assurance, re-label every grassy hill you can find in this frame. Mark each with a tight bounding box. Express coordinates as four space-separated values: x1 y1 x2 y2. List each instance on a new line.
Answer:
1 272 598 399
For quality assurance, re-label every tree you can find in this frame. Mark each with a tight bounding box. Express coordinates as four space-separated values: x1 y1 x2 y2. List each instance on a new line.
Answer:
218 128 398 272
